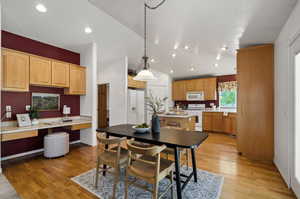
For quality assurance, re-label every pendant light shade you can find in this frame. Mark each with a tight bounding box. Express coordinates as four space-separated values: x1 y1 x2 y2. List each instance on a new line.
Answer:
133 1 166 81
133 69 156 81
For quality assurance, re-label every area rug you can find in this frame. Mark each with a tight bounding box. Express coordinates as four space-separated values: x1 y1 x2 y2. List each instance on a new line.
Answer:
71 166 224 199
0 174 20 199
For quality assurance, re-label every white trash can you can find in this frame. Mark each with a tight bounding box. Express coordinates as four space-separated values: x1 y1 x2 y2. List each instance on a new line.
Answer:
44 132 69 158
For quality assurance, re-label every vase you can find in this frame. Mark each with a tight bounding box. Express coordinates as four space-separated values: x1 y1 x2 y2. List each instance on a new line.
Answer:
151 114 160 133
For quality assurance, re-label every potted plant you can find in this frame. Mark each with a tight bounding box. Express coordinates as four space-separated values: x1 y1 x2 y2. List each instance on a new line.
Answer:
28 107 39 125
146 92 168 133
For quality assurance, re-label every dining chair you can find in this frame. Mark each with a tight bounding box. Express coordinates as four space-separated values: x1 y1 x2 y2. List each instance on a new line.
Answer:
94 133 128 199
125 140 174 199
162 147 189 169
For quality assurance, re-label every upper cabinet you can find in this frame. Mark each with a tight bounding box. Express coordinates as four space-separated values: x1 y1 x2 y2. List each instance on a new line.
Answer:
128 75 146 89
1 48 86 95
2 49 30 92
30 56 52 86
172 80 186 101
65 64 86 95
172 77 216 101
52 61 70 87
204 77 217 100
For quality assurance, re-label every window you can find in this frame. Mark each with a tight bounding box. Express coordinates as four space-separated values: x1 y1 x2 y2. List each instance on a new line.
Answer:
219 90 237 108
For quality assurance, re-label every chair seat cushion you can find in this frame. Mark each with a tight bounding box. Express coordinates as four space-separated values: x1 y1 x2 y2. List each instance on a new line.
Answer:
128 156 174 179
99 147 128 166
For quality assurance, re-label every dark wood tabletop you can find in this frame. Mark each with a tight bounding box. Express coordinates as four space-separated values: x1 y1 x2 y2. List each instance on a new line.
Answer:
97 124 208 148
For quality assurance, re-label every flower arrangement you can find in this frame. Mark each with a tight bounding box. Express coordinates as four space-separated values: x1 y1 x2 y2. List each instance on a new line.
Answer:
146 92 168 115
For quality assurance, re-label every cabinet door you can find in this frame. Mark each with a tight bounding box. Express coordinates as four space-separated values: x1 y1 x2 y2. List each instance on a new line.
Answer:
194 79 204 91
186 79 196 92
211 113 223 132
204 78 217 100
128 75 146 89
2 49 29 91
172 80 186 101
65 64 86 95
52 61 70 87
203 113 212 131
30 56 52 86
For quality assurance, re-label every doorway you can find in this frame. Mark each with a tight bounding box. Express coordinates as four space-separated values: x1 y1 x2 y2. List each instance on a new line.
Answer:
291 34 300 198
98 84 109 129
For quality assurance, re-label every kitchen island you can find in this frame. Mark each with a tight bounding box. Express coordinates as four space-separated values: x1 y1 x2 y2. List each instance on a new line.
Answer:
158 114 196 131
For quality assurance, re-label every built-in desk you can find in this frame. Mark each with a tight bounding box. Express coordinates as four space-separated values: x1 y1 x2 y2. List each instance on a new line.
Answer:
1 116 92 141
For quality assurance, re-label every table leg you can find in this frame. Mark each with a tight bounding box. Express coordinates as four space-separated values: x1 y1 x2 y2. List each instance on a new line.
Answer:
174 147 182 199
191 148 197 182
103 133 109 176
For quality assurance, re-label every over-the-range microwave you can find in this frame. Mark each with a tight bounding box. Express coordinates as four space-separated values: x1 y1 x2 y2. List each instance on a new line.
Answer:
186 92 204 101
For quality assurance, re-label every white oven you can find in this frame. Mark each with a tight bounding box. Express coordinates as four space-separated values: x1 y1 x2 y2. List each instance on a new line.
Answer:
186 92 204 101
186 104 206 131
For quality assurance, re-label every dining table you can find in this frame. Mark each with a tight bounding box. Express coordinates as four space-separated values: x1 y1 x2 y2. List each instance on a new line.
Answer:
97 124 208 199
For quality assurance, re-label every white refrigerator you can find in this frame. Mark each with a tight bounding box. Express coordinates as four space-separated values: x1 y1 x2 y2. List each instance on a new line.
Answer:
127 89 145 124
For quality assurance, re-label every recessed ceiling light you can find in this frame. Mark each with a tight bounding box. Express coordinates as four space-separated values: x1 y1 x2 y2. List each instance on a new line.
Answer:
172 53 176 58
190 67 195 71
84 27 92 34
174 44 179 50
35 3 47 13
216 54 221 60
214 63 219 67
170 69 174 74
184 45 189 50
150 58 155 63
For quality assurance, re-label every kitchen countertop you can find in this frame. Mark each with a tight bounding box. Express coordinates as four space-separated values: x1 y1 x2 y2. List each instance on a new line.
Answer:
1 116 92 134
203 109 237 113
158 113 196 118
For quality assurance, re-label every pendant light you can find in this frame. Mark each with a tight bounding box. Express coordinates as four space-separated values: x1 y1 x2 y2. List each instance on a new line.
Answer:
134 1 166 81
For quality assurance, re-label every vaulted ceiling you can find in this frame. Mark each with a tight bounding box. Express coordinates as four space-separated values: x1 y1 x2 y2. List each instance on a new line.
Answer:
89 0 296 78
1 0 297 78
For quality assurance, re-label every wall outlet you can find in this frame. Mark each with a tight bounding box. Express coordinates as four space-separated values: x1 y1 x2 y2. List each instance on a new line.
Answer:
6 105 11 112
26 105 31 111
6 112 12 119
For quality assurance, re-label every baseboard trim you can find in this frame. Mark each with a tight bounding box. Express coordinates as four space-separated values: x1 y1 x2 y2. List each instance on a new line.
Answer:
0 140 81 161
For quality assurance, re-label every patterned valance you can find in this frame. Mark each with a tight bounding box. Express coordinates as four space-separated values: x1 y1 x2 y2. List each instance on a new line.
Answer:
218 81 237 92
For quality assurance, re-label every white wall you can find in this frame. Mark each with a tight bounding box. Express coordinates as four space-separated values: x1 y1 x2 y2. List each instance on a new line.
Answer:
274 1 300 186
146 70 172 124
98 57 128 126
79 42 98 146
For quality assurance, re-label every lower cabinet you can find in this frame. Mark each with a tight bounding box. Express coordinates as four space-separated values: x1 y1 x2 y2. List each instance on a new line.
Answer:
203 112 236 135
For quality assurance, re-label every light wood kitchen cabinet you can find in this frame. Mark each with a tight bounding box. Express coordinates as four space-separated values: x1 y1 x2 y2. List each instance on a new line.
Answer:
203 112 237 135
237 44 274 161
204 77 217 100
172 77 216 101
128 75 146 89
51 61 70 87
65 64 86 95
1 49 30 92
172 80 186 101
30 56 52 86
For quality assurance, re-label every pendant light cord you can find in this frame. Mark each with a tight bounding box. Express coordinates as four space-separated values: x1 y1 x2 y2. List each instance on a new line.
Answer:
143 0 166 69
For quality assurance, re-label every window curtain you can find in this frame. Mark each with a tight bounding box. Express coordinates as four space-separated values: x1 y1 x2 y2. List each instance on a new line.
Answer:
218 81 237 92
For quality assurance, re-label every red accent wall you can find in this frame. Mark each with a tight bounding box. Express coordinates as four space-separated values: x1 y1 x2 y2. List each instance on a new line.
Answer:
1 31 81 157
175 75 237 108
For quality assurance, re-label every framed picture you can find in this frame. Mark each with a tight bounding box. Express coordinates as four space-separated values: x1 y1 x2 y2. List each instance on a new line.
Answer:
32 93 60 111
16 114 31 127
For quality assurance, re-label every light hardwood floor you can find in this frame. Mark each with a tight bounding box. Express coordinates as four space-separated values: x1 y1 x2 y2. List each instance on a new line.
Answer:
2 133 296 199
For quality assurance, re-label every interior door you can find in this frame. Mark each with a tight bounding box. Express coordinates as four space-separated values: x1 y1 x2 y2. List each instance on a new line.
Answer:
291 34 300 198
98 84 108 128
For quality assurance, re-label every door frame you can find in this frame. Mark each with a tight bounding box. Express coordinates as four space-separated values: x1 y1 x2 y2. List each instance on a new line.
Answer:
289 31 300 198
